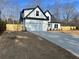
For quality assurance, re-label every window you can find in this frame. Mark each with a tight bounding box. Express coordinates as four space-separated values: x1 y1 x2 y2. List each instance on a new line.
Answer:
54 24 58 28
36 11 39 16
47 16 49 19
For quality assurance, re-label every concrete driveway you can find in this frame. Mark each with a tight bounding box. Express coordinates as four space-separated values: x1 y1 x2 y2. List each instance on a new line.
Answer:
32 31 79 57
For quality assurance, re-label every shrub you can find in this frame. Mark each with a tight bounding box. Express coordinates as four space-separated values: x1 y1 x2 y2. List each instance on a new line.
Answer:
0 20 6 33
76 26 79 30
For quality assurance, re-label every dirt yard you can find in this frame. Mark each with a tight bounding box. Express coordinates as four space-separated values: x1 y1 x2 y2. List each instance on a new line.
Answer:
61 30 79 36
0 32 78 59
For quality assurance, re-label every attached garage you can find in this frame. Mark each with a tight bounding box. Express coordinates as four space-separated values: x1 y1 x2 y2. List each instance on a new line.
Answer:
24 19 48 31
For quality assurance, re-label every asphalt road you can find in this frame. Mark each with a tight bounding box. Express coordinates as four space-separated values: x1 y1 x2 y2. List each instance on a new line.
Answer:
32 31 79 57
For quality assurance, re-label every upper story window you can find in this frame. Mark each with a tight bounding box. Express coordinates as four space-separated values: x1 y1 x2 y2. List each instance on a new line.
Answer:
36 11 39 16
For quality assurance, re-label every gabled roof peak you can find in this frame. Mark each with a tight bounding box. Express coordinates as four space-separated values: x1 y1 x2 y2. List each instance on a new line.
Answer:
26 5 47 18
36 5 40 8
45 10 49 12
45 10 52 16
21 5 52 20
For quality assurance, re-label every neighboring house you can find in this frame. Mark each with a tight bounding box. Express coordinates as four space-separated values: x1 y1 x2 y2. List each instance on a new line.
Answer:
20 6 61 31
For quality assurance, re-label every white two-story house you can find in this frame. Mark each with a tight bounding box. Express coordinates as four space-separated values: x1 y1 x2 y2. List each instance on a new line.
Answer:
20 6 61 31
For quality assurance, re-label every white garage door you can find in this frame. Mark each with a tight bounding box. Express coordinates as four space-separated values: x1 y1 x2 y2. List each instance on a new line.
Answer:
24 19 48 31
25 23 43 31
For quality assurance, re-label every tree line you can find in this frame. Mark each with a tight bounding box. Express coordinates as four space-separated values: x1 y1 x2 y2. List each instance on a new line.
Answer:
50 1 79 27
0 0 79 31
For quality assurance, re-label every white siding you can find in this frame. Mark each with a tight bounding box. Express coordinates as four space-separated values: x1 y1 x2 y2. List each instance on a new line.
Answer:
45 12 51 22
27 7 47 19
51 23 61 29
42 21 48 31
24 9 33 17
24 19 48 31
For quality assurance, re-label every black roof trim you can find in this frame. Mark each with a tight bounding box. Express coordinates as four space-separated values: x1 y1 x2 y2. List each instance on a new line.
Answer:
26 5 48 19
45 10 52 16
21 9 25 13
21 8 34 13
25 8 34 10
24 17 48 21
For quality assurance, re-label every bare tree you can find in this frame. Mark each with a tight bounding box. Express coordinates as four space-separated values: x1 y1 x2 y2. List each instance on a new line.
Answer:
0 0 20 21
51 0 61 22
0 10 1 19
62 3 76 25
70 12 79 26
